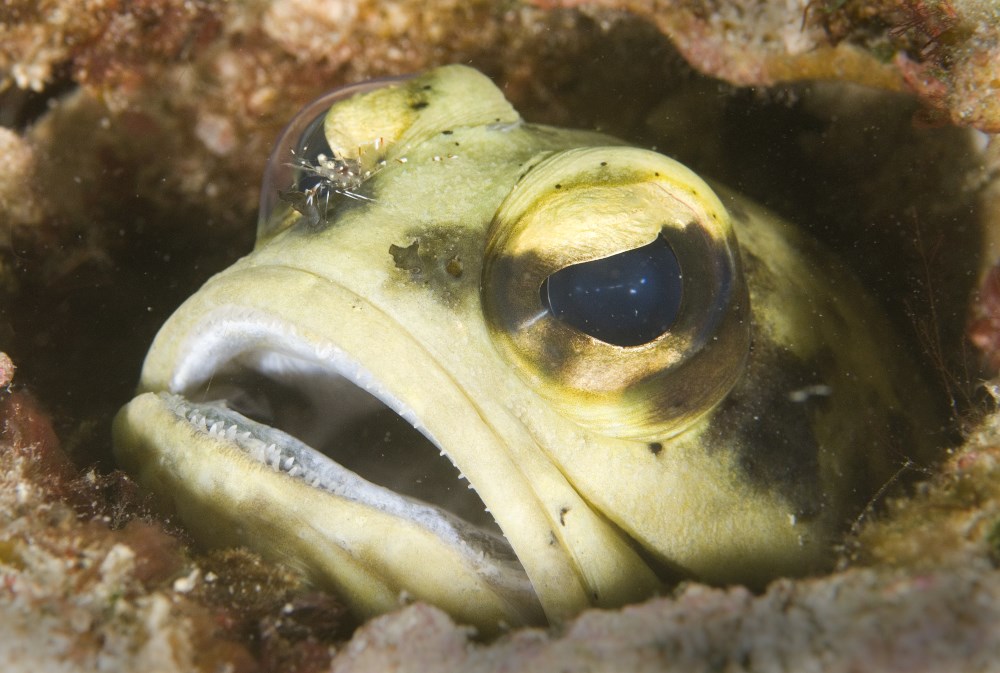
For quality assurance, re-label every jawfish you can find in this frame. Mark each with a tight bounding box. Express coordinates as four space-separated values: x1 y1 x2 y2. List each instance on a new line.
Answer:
114 65 937 633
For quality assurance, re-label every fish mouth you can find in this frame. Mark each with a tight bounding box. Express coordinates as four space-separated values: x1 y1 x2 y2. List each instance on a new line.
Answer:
118 310 544 628
185 345 504 537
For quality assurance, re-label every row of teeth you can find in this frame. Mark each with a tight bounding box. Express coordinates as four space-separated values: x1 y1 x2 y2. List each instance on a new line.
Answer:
183 407 340 491
178 400 480 496
173 396 521 572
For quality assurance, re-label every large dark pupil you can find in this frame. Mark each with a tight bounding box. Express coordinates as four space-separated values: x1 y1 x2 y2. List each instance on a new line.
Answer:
540 234 683 347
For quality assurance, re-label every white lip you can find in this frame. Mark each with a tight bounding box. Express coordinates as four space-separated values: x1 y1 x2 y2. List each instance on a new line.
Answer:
166 309 430 435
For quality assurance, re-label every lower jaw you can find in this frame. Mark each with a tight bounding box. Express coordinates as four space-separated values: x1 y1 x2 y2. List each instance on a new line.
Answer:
113 389 546 632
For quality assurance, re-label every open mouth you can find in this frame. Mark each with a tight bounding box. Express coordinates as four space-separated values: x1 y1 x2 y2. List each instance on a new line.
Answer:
187 355 504 537
143 312 543 623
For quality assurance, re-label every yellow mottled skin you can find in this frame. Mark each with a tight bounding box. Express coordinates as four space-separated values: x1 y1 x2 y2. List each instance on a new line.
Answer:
114 65 937 633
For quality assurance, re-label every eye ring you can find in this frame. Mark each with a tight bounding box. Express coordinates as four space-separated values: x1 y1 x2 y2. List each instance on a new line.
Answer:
482 146 750 440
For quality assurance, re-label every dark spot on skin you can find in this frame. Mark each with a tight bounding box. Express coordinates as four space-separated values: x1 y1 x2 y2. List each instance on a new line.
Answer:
421 84 432 91
395 225 483 309
703 344 827 520
549 531 557 546
389 241 422 273
441 129 453 135
411 101 429 110
600 161 608 167
648 442 663 456
654 172 660 177
559 507 569 526
445 256 463 278
555 184 562 189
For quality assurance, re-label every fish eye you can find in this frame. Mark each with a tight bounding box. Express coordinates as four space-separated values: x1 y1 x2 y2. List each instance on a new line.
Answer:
482 146 750 439
257 67 521 244
540 235 683 347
